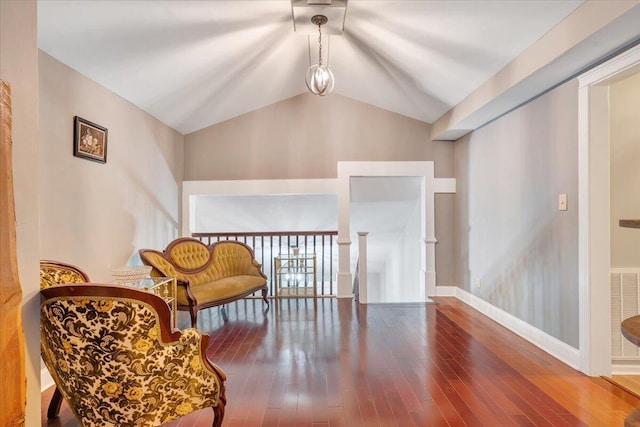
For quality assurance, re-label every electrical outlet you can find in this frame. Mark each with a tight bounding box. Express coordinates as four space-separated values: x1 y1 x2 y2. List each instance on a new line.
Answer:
476 279 481 289
559 193 568 211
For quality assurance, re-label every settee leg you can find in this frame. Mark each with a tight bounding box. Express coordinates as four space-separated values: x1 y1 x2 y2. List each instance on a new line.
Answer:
262 289 269 307
189 306 198 328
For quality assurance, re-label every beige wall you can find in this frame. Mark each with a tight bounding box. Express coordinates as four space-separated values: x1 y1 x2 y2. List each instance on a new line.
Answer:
454 79 579 348
185 93 453 180
0 1 40 425
185 94 456 286
39 51 185 282
610 72 640 267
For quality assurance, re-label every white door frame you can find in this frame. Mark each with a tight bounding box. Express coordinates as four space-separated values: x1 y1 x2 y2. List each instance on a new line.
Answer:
578 44 640 375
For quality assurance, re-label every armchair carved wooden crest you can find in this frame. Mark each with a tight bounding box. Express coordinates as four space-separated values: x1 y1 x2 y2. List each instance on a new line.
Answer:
40 284 226 427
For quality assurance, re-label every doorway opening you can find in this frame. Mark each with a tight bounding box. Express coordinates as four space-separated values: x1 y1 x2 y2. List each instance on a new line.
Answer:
350 176 423 303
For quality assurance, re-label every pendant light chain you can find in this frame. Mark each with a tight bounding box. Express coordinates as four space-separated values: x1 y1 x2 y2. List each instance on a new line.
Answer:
318 22 323 66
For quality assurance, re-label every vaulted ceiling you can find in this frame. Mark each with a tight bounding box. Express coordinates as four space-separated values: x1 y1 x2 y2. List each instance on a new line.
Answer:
37 0 593 135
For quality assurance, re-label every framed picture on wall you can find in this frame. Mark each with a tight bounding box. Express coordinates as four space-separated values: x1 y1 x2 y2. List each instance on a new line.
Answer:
73 116 107 163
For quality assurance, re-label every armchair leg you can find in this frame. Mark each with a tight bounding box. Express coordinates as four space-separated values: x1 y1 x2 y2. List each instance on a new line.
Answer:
262 288 269 306
212 401 225 427
47 386 64 419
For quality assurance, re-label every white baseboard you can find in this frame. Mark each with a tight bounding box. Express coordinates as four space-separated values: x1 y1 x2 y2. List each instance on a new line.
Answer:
435 285 457 296
435 286 580 370
41 366 54 392
612 361 640 375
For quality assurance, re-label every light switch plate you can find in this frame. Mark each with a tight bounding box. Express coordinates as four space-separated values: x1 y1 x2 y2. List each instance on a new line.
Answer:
559 193 568 211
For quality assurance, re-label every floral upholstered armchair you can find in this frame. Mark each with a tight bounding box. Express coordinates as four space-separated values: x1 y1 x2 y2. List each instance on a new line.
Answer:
40 284 226 427
40 259 91 419
40 259 90 289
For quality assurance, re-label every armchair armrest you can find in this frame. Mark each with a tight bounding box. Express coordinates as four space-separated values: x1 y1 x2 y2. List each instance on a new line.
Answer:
178 328 227 381
177 328 227 407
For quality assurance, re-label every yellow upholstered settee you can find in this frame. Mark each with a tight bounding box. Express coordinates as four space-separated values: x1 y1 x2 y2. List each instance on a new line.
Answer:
139 238 268 327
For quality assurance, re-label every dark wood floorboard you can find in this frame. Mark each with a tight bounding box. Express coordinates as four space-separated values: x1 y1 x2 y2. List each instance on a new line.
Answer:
43 297 639 426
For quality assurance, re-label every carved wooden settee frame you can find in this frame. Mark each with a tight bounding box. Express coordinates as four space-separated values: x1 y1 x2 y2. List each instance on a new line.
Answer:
139 238 268 327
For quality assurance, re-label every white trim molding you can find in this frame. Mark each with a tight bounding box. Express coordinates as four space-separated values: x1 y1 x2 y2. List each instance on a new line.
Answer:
182 178 338 237
436 286 580 369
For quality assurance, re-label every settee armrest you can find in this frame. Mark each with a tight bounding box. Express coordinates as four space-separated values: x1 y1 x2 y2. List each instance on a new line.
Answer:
176 278 198 308
251 258 268 281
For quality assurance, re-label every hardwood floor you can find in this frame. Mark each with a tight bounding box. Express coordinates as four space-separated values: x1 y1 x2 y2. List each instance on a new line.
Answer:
611 375 640 399
42 297 639 426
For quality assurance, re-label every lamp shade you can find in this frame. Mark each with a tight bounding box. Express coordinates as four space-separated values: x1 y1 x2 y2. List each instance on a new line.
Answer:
305 64 335 96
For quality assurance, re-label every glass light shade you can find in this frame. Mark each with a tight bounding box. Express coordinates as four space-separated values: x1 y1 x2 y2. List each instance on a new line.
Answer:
305 64 335 96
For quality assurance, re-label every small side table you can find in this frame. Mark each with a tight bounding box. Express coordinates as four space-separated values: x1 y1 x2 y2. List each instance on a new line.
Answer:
118 277 178 329
620 219 640 229
622 323 640 427
622 316 640 347
620 219 640 425
627 408 640 427
274 254 317 301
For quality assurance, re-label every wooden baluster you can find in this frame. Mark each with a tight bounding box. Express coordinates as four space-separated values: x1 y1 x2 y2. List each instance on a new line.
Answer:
0 80 26 426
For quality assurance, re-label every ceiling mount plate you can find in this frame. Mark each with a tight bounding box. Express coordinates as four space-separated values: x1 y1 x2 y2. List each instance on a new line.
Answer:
311 15 328 26
291 0 347 35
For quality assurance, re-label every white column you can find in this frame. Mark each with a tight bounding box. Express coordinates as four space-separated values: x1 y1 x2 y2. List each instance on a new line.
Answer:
423 237 437 298
337 163 353 297
357 232 369 304
423 165 437 298
337 239 352 298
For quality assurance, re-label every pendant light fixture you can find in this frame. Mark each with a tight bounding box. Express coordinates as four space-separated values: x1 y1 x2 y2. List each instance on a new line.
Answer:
305 14 334 96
